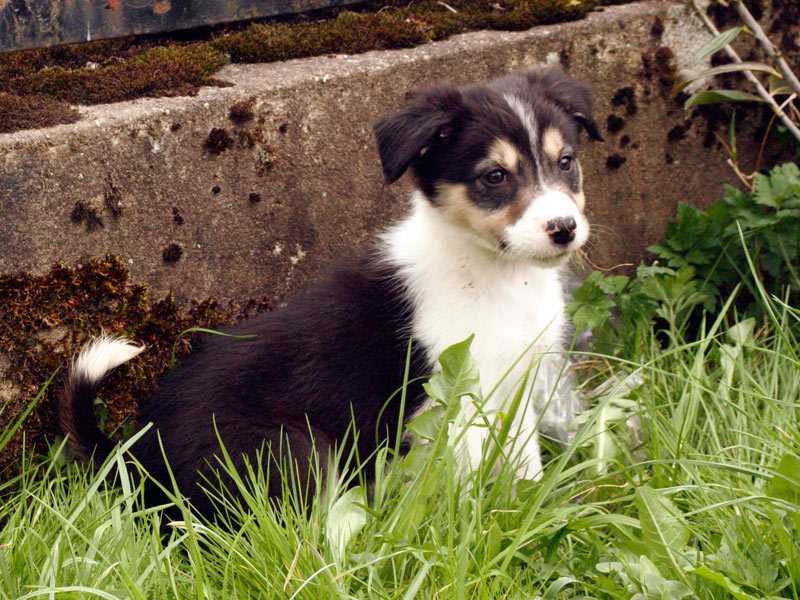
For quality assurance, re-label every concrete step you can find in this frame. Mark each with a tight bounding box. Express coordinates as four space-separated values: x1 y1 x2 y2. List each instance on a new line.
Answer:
0 1 753 305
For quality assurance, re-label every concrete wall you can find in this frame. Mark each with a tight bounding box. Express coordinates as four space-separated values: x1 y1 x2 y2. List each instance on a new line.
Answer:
0 1 756 306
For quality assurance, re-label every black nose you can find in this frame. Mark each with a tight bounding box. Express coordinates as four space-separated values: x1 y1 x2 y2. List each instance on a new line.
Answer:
546 216 577 246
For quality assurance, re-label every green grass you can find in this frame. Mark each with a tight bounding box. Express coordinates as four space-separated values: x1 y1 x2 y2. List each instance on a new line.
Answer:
2 296 799 599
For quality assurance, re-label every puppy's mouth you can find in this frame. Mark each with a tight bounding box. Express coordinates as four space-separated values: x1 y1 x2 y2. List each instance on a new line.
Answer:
496 241 576 267
530 251 572 267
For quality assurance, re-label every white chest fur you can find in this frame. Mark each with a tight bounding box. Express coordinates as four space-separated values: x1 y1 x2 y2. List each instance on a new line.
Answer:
382 193 570 477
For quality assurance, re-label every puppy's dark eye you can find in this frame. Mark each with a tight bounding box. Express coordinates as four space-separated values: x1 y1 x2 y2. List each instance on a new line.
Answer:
483 169 507 185
558 155 574 171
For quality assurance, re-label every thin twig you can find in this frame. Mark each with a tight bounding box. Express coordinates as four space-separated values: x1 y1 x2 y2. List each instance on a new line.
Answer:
687 0 800 143
730 0 800 98
726 157 753 189
577 249 634 272
755 93 796 174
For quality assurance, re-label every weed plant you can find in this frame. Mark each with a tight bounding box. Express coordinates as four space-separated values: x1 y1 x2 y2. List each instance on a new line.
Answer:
569 161 800 358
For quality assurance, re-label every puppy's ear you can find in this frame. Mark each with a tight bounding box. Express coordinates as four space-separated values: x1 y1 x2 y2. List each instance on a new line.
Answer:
374 84 461 184
527 67 604 142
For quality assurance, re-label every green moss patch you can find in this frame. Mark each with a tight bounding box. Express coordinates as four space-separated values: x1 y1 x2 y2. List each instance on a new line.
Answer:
0 93 80 134
4 45 228 105
0 255 270 476
0 0 606 134
212 0 599 63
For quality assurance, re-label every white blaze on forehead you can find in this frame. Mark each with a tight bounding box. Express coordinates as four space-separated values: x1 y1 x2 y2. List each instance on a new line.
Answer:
503 93 537 151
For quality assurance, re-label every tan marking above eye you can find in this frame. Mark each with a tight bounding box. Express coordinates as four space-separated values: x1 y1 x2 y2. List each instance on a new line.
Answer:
541 127 565 162
486 138 520 174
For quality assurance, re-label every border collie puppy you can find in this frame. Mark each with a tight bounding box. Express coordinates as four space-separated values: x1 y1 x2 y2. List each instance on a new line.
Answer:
59 67 602 519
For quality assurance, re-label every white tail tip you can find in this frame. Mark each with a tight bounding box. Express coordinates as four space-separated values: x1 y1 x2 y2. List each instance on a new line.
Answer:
72 334 145 384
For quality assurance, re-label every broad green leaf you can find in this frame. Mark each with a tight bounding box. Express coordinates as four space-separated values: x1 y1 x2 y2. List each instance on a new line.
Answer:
767 454 800 505
718 343 739 392
674 61 778 94
574 396 638 476
685 89 765 108
424 336 482 410
690 565 757 600
766 508 800 576
684 248 712 265
694 26 743 60
326 486 367 560
768 163 800 204
406 405 445 441
485 520 502 559
569 301 614 331
634 487 691 575
753 172 778 207
567 270 621 332
398 439 434 476
596 561 625 574
636 555 694 599
725 318 755 345
769 73 793 95
597 274 630 295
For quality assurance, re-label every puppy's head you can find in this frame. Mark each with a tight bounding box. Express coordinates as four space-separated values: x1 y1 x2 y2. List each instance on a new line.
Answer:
374 67 602 266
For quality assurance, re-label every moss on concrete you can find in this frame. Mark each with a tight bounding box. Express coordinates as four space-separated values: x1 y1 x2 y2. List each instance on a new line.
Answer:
0 255 271 476
0 0 607 133
212 1 599 63
4 45 229 105
0 93 80 134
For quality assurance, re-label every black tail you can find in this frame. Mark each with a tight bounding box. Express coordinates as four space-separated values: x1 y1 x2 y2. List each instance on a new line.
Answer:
58 335 145 465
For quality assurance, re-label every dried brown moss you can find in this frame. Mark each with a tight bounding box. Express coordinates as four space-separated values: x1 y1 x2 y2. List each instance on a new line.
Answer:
0 255 271 476
229 97 256 123
640 45 678 93
204 127 235 154
0 93 79 134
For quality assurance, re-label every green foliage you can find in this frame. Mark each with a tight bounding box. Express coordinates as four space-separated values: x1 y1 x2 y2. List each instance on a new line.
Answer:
568 262 710 354
3 300 800 598
653 163 800 309
7 44 229 105
211 0 599 64
5 166 800 598
569 162 800 353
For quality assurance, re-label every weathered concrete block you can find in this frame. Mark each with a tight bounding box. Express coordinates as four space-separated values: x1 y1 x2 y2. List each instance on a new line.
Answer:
0 1 756 305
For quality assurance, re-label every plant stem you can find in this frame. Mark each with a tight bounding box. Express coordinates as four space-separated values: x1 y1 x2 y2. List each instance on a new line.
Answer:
730 0 800 99
687 0 800 143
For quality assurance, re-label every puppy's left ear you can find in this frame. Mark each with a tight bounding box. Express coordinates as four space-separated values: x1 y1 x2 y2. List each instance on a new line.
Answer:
528 67 604 142
373 84 461 184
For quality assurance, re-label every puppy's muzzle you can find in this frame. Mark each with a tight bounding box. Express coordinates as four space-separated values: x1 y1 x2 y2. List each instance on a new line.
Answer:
546 216 577 246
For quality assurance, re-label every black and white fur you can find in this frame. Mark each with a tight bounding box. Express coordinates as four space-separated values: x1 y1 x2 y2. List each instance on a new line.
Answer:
59 67 602 519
